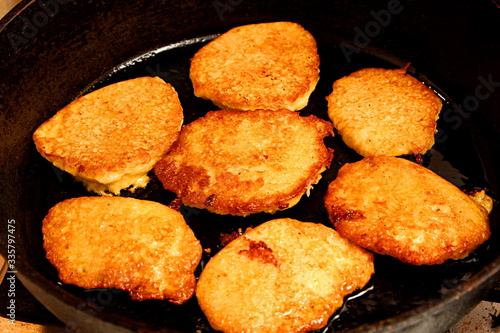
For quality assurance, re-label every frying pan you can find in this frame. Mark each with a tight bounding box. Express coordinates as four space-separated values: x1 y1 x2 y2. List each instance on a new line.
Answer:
1 0 500 332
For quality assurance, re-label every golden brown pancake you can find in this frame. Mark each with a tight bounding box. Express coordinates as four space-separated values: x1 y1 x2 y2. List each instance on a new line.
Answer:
42 196 202 304
196 218 374 333
326 65 442 157
324 156 491 265
33 76 183 195
190 21 320 111
154 109 334 216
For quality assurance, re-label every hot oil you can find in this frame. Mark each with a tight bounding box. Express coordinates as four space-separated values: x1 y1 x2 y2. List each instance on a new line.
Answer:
33 35 496 332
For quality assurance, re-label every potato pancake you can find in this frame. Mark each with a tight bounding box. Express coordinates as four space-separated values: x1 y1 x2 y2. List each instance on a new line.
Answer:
196 218 374 333
42 196 202 304
326 65 442 156
190 21 320 111
33 77 183 195
324 156 491 265
154 109 334 216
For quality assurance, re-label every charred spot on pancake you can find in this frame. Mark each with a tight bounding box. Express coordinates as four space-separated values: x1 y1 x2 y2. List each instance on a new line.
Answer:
328 204 365 225
220 230 242 247
239 238 279 267
204 194 217 206
168 198 183 211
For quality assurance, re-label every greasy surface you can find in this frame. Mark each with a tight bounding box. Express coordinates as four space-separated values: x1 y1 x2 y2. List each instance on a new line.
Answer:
324 156 491 265
196 218 374 333
42 196 202 304
190 21 320 111
326 65 442 156
154 109 334 216
33 77 184 195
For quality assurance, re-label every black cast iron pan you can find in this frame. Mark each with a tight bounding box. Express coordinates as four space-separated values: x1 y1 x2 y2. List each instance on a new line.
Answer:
1 0 500 332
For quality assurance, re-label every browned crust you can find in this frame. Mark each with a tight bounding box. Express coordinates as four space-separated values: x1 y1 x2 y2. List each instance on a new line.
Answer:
42 196 202 303
324 156 491 265
196 218 374 333
326 64 442 156
154 109 334 216
32 77 183 192
190 21 320 111
238 238 279 267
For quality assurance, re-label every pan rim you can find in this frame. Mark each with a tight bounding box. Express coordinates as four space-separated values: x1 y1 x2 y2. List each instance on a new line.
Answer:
2 0 500 332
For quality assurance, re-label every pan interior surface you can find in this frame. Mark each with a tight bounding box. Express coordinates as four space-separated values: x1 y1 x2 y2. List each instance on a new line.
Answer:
19 34 499 333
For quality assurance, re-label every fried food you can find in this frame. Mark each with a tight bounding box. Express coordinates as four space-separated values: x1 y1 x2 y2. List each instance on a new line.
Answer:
154 109 334 216
324 156 491 265
467 188 494 214
33 77 184 195
326 64 442 156
42 196 202 304
196 218 374 333
190 21 320 111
